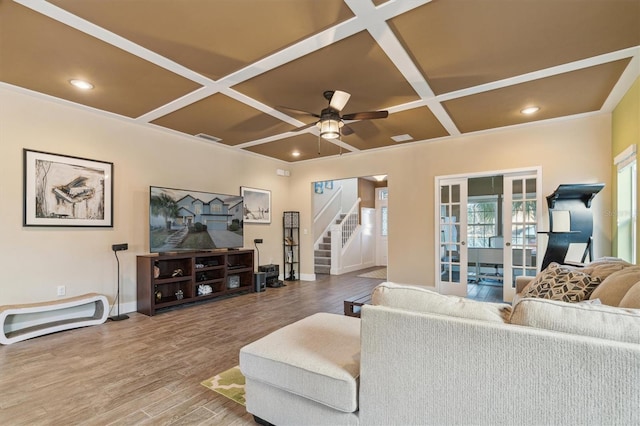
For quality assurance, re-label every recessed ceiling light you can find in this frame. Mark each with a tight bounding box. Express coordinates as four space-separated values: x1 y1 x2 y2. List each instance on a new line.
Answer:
521 106 540 115
69 79 94 90
292 151 301 157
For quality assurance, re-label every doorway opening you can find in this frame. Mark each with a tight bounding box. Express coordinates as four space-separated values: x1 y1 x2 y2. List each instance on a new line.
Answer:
467 175 504 303
312 175 388 277
436 167 541 303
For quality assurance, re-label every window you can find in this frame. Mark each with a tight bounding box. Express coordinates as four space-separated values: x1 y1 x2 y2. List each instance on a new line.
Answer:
381 206 388 237
615 145 637 262
467 196 498 248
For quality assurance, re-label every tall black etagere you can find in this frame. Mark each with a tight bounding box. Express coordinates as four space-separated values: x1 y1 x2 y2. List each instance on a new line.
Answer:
283 211 300 281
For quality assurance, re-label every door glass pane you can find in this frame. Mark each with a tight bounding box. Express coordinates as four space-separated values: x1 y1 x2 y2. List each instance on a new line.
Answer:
452 185 460 203
441 186 449 203
451 204 460 220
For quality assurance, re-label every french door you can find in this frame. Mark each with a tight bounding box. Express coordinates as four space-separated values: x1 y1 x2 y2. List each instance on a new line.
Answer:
436 170 540 301
437 179 468 297
502 174 540 302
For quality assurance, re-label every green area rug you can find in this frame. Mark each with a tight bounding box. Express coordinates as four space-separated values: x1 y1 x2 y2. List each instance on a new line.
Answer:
357 267 387 279
201 365 246 406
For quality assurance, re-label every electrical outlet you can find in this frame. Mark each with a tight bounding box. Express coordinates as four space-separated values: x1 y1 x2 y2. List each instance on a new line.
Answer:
57 286 66 296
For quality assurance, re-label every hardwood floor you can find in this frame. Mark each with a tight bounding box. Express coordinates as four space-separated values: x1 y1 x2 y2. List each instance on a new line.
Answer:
0 268 501 425
0 270 384 425
467 282 505 304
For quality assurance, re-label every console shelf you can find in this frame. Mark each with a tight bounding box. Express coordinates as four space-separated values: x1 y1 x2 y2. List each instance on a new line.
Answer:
136 249 254 316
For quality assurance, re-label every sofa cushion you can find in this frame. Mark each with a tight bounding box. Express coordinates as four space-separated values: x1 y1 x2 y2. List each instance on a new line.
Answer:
589 266 640 306
520 262 600 302
372 282 511 323
239 313 361 413
511 298 640 344
619 281 640 309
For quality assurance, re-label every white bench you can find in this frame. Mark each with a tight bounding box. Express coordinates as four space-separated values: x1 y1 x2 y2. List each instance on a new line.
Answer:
0 293 109 345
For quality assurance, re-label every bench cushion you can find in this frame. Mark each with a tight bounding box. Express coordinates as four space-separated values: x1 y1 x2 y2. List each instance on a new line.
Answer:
239 313 361 413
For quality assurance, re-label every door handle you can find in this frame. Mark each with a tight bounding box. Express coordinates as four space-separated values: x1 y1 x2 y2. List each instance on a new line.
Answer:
461 241 466 246
505 242 511 246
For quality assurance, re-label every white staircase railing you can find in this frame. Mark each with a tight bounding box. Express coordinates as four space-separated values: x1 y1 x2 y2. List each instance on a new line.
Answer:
339 198 360 248
313 186 343 249
330 198 363 274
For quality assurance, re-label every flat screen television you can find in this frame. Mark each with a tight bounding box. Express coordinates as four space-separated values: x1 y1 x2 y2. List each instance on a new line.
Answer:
149 186 244 253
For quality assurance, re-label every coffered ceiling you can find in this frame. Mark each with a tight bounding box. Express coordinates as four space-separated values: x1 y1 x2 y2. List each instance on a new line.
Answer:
1 0 639 162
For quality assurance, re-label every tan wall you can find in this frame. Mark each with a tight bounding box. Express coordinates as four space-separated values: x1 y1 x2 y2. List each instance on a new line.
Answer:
291 114 614 286
0 87 290 306
612 76 640 264
0 86 615 308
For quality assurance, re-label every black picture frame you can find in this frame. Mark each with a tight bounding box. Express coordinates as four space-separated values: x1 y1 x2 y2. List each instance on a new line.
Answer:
23 149 114 227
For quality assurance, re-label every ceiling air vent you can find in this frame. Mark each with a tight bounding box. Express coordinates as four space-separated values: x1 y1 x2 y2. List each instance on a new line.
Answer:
391 134 413 143
195 133 223 143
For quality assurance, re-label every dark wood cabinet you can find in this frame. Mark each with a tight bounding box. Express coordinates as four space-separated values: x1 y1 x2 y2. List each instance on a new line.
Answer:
136 249 254 316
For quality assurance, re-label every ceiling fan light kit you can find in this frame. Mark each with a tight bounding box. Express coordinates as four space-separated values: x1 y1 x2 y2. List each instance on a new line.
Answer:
283 90 389 147
317 118 343 139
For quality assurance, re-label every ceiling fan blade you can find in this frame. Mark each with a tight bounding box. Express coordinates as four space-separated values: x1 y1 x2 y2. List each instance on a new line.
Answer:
329 90 351 112
277 106 320 118
291 121 318 132
341 125 354 136
342 110 388 120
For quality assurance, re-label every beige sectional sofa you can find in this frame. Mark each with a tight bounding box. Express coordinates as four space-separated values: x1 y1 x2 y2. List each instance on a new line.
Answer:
240 279 640 426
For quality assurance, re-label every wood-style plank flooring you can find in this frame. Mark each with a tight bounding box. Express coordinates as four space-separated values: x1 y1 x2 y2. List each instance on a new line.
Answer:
467 282 504 304
0 269 384 425
0 269 501 425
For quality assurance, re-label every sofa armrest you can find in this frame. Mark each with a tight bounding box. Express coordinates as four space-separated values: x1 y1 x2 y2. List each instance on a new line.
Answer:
515 275 534 293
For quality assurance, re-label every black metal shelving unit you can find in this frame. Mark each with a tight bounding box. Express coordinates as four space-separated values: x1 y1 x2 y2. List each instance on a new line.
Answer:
283 211 300 281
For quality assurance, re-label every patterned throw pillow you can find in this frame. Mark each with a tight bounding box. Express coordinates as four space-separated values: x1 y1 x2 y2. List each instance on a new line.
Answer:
521 262 601 303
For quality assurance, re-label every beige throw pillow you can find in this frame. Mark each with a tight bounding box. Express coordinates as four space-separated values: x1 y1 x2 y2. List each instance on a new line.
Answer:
589 266 640 306
511 298 640 344
581 257 631 281
372 282 511 323
619 281 640 309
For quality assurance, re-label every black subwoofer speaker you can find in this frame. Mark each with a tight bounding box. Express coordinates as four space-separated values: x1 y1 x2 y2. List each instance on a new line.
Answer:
254 272 266 292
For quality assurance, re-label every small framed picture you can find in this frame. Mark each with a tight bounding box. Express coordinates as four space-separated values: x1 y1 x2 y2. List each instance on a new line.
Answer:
23 149 113 227
241 186 271 224
314 182 324 194
324 180 333 189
